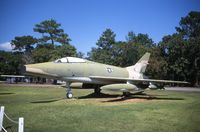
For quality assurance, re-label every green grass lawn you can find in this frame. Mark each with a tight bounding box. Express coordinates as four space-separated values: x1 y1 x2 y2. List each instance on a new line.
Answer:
0 84 200 132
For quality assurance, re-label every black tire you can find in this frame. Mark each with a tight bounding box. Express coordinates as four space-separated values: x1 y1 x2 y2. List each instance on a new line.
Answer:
123 92 130 97
94 87 101 95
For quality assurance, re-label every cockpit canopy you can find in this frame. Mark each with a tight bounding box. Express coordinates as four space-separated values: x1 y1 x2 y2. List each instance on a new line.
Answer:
54 57 86 63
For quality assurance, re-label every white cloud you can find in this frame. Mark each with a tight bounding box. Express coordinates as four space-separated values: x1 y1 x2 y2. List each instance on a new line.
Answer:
0 42 13 51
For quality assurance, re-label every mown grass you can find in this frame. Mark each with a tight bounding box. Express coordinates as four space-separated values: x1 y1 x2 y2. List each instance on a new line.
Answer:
0 85 200 132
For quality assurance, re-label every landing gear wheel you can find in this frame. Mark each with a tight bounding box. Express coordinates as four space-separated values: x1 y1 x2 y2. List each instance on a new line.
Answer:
123 92 130 97
66 92 73 99
94 87 101 95
65 82 73 99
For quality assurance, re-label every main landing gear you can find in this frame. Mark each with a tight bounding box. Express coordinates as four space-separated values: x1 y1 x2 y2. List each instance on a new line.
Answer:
94 86 101 96
66 82 73 99
122 92 130 97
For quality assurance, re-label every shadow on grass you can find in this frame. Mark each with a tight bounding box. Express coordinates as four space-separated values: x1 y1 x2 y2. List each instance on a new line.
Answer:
0 92 15 95
30 98 65 103
78 93 120 99
30 93 184 103
103 95 184 102
134 92 168 97
78 92 184 102
78 92 169 99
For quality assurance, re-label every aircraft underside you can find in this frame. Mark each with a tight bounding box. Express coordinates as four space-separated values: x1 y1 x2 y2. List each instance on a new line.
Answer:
64 77 149 99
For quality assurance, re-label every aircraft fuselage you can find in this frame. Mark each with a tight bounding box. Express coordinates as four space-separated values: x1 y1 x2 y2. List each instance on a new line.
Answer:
25 61 129 84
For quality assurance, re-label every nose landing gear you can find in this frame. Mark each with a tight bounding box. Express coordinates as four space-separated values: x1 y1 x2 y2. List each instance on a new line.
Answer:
66 82 73 99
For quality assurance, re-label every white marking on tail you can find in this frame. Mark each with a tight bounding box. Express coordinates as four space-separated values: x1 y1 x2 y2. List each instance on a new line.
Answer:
126 52 150 79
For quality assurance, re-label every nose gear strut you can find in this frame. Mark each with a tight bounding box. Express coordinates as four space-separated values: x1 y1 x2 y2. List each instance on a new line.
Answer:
66 82 73 99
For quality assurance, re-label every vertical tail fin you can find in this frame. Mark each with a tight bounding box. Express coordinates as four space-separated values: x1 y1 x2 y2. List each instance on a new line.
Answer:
126 52 150 79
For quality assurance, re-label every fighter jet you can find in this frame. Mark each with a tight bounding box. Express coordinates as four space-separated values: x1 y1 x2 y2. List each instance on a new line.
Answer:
25 52 188 98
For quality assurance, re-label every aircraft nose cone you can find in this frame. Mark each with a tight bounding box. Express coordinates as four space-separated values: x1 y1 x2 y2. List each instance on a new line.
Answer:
24 63 58 78
25 67 39 75
24 64 45 76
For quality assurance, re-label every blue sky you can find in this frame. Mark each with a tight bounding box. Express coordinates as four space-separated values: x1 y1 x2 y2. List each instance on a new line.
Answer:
0 0 200 55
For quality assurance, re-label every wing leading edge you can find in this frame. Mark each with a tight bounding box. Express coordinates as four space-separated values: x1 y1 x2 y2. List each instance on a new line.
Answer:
89 76 189 84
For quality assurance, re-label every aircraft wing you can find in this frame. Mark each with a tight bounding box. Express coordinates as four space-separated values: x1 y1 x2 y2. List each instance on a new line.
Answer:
89 76 189 84
1 75 25 78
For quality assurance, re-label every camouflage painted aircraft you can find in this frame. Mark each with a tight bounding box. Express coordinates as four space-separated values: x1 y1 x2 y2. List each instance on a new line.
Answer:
25 52 188 98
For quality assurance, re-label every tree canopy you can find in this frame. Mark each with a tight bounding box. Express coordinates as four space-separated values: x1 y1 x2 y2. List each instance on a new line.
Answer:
33 19 71 45
11 35 37 53
88 28 116 65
